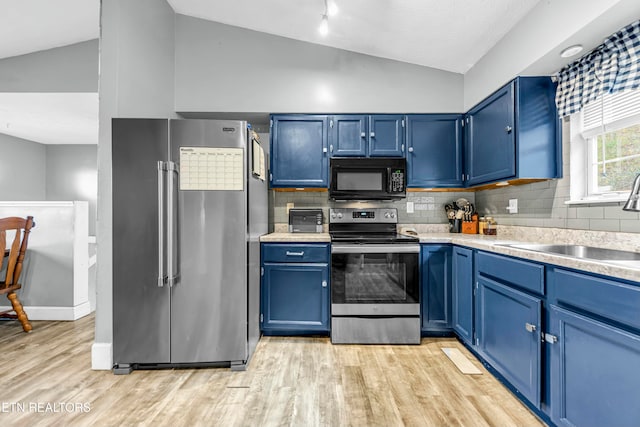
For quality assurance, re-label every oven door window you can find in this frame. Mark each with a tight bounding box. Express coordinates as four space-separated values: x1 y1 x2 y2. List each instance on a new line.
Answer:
331 252 419 304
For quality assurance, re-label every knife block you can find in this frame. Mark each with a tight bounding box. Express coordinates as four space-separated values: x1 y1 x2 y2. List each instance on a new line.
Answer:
461 214 479 234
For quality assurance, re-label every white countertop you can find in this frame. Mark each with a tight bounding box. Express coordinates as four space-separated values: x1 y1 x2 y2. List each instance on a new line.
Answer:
260 232 331 242
260 232 640 283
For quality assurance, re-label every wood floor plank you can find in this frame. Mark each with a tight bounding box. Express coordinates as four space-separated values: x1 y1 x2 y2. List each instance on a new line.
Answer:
0 317 546 426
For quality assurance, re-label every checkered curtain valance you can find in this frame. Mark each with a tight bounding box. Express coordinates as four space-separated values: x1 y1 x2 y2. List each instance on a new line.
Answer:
555 19 640 118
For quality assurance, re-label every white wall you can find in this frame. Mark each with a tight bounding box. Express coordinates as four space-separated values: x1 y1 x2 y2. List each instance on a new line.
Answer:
175 16 464 114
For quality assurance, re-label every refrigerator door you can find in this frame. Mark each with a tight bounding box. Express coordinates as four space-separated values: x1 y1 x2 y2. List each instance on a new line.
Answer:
169 119 248 364
112 118 171 364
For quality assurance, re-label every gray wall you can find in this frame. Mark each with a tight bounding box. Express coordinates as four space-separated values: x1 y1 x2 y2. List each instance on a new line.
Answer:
474 119 640 233
46 145 98 235
0 39 98 92
175 16 464 114
0 134 98 233
96 0 177 351
0 133 46 200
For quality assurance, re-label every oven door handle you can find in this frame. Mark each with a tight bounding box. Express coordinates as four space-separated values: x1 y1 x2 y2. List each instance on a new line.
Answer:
331 244 420 254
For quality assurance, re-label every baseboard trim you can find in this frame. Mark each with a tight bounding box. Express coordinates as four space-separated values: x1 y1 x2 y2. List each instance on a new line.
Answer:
92 342 113 370
0 302 92 321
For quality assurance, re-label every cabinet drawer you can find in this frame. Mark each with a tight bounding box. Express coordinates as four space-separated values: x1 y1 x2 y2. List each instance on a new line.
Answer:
477 252 544 295
262 243 330 263
550 268 640 331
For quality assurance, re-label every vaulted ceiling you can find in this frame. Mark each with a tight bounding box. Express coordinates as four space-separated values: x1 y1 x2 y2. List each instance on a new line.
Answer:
0 0 638 145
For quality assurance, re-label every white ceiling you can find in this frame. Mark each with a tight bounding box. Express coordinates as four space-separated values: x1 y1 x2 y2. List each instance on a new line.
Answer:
0 0 99 60
0 0 544 145
167 0 541 74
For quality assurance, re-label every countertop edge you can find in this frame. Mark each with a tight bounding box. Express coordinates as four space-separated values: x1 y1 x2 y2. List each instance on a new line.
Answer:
259 232 639 283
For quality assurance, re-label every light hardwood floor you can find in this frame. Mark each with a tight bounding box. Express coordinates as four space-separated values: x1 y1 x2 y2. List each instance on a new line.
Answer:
0 316 545 427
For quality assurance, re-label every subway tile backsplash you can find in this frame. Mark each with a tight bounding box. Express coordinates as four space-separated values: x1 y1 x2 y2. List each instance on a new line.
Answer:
269 190 476 228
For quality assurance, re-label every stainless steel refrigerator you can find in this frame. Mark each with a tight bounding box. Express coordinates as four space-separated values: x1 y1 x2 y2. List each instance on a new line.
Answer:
112 119 267 373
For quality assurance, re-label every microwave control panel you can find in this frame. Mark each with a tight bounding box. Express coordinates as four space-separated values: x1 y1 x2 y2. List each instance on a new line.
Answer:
389 169 405 192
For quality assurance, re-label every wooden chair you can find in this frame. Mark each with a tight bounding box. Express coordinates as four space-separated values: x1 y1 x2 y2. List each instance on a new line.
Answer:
0 216 35 332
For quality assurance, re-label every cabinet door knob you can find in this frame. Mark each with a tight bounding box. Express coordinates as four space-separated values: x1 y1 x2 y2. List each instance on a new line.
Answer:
361 132 366 138
525 323 536 333
408 147 414 153
329 144 333 152
322 280 327 288
505 125 513 133
544 333 558 343
370 132 375 138
323 147 328 153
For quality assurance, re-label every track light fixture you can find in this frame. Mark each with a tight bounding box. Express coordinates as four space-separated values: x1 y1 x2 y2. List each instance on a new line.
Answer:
318 0 338 36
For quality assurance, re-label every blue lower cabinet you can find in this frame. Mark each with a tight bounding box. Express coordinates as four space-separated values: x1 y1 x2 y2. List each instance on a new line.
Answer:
452 246 474 345
261 262 330 334
476 277 542 407
421 245 452 334
548 304 640 427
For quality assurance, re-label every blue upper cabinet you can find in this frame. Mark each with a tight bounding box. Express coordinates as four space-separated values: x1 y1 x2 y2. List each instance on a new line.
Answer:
329 115 368 156
406 114 464 187
330 115 404 157
368 115 405 157
465 77 561 187
270 115 329 187
466 82 516 186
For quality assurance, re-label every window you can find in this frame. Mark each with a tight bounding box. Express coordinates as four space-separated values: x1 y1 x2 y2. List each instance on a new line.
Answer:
570 89 640 201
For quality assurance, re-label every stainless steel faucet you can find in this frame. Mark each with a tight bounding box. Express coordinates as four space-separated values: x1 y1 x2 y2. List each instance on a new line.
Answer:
623 173 640 212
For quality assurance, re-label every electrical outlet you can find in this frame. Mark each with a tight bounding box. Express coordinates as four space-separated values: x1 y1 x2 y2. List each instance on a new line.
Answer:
406 201 414 213
507 199 518 214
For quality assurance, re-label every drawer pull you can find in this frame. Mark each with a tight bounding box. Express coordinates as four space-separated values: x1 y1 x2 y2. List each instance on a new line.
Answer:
286 251 305 256
525 323 537 333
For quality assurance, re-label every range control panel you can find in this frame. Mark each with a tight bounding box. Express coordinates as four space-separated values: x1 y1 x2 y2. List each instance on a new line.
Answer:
330 208 397 224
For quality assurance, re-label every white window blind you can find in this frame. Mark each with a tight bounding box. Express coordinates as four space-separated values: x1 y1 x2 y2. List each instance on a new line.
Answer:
582 89 640 136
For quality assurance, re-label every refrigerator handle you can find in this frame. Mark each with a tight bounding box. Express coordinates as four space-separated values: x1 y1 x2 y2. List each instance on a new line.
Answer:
167 161 179 286
157 161 166 287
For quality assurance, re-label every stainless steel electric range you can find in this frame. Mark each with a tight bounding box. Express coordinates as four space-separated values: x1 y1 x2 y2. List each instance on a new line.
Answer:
329 208 421 344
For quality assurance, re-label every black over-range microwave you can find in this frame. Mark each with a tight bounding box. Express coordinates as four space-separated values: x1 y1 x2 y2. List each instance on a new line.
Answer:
329 157 406 200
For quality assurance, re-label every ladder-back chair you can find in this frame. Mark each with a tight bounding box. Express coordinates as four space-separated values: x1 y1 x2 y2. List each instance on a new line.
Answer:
0 216 35 332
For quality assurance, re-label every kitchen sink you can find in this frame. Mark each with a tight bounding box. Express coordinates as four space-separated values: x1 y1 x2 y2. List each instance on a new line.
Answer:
496 243 640 261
